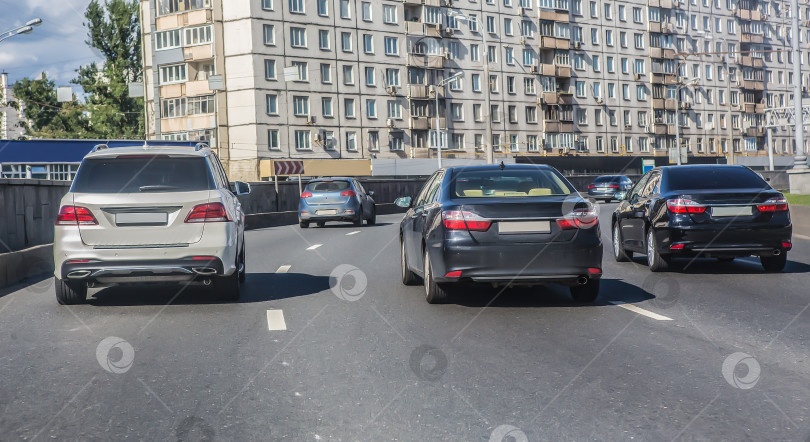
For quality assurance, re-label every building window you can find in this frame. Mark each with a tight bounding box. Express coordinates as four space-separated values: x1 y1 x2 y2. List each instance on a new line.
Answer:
383 5 397 23
451 103 463 120
320 64 332 83
262 0 274 10
387 100 401 119
345 98 356 118
295 130 311 150
185 25 212 46
157 0 211 16
343 32 353 52
289 0 305 13
188 95 214 115
369 131 379 151
161 97 186 118
366 99 377 118
264 59 276 80
365 67 375 86
385 68 400 86
347 132 357 151
319 30 330 50
155 29 182 50
159 64 187 84
390 134 403 151
343 65 354 85
361 2 372 21
268 129 280 150
293 96 309 116
322 97 333 117
290 27 306 47
291 61 308 81
263 24 275 45
384 37 398 55
340 0 350 18
317 0 327 15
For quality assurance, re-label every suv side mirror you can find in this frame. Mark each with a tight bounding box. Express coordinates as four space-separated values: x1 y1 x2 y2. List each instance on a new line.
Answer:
233 181 251 195
395 196 412 208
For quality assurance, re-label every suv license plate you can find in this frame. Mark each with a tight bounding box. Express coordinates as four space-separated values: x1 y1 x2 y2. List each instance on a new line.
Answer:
711 206 753 217
115 212 168 225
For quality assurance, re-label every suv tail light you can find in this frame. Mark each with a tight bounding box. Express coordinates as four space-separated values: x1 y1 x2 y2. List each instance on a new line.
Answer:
56 206 98 225
666 198 707 214
556 207 599 230
443 210 492 231
340 190 357 197
301 191 313 198
756 197 788 212
185 203 231 223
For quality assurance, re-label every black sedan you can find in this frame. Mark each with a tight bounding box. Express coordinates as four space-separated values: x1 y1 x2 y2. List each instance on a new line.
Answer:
395 164 603 304
587 175 634 202
611 165 792 272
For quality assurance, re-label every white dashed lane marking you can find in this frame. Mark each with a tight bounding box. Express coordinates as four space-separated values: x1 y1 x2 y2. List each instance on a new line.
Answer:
609 301 673 321
267 309 287 331
794 234 810 241
276 265 291 273
306 244 322 250
346 231 361 236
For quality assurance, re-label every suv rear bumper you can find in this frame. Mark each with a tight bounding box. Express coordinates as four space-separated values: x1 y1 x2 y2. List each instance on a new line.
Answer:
60 257 225 284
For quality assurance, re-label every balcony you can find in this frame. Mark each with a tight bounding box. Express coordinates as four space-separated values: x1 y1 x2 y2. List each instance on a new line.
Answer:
543 92 574 105
183 44 213 61
743 102 766 113
651 72 677 84
405 22 441 38
406 53 445 69
155 8 212 31
539 10 569 22
653 123 669 135
741 32 764 44
742 79 764 91
538 64 571 77
745 127 766 137
429 117 447 130
409 116 429 130
408 85 428 99
649 22 674 34
540 36 570 50
739 55 764 68
653 98 678 110
185 79 213 96
649 0 673 8
544 121 574 132
649 47 677 59
734 8 762 20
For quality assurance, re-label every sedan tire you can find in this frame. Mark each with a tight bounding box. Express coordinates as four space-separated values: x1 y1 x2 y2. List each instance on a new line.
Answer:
761 253 787 272
646 229 670 272
299 221 309 228
400 240 420 286
367 206 376 225
424 249 450 304
55 277 87 305
612 223 632 262
570 279 600 302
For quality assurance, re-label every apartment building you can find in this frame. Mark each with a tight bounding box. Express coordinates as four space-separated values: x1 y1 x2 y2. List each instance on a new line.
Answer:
1 72 27 140
140 0 808 180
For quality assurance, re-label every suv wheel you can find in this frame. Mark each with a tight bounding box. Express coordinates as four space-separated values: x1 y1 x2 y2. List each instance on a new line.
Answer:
646 229 670 272
424 249 450 304
299 221 309 228
55 277 87 305
761 253 787 272
238 246 246 283
216 265 241 301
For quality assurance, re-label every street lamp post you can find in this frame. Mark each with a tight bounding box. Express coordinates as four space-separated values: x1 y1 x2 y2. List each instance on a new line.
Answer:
674 77 698 166
447 11 494 164
433 71 463 168
0 18 43 45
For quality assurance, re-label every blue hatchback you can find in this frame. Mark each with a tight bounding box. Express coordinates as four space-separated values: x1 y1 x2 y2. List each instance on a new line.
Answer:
299 178 376 228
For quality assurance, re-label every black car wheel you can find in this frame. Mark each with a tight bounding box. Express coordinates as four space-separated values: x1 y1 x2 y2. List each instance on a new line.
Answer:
238 246 246 283
646 229 670 272
317 222 326 228
613 223 632 262
367 206 376 225
299 221 309 228
570 279 600 302
423 249 450 304
761 253 787 272
401 240 419 285
55 277 87 305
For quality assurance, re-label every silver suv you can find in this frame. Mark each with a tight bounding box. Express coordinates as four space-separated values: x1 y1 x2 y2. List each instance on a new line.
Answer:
53 144 250 304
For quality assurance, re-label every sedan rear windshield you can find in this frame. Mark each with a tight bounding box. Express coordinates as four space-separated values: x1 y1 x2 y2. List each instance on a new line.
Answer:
666 167 768 191
71 157 215 193
306 181 351 193
452 169 573 198
593 176 621 183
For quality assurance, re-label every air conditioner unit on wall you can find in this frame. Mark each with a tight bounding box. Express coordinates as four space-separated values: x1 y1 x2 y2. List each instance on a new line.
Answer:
387 118 395 128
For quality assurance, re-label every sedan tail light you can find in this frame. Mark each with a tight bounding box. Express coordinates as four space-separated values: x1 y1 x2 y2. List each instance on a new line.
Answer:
442 210 492 231
340 190 357 197
608 184 619 189
556 207 599 230
56 206 98 225
666 198 707 214
587 184 596 189
301 191 313 198
756 197 789 212
185 203 231 223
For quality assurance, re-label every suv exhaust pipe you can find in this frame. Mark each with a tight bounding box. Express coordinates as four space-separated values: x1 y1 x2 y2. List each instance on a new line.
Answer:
192 267 217 275
67 270 92 279
577 276 589 286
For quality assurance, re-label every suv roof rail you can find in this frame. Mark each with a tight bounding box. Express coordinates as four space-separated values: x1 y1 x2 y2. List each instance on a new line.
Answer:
91 143 109 152
194 142 209 151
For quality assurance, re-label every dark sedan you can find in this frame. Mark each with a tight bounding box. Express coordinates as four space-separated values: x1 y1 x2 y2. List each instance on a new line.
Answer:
611 165 792 272
396 164 603 304
587 175 634 202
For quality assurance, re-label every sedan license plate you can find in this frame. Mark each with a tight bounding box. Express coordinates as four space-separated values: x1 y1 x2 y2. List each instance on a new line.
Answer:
711 206 753 217
317 209 338 215
115 212 168 225
498 221 551 234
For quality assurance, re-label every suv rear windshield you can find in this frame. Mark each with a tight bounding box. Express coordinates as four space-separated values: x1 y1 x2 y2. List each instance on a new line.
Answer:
452 169 573 198
307 181 351 193
71 157 215 193
666 167 768 191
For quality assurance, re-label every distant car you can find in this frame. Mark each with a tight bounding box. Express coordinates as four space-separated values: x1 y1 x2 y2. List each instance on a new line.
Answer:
53 144 250 304
587 175 634 202
611 165 792 272
396 164 603 304
299 178 376 228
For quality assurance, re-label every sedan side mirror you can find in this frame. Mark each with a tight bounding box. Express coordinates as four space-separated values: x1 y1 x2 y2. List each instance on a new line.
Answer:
395 196 412 208
614 190 627 201
233 181 251 195
368 190 375 196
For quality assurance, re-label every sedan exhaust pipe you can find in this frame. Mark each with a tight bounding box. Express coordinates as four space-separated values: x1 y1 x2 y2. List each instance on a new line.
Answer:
67 270 92 279
577 276 589 286
773 249 782 256
192 267 217 276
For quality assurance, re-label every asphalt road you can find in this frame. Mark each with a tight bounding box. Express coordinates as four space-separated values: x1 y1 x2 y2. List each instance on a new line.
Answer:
2 203 810 441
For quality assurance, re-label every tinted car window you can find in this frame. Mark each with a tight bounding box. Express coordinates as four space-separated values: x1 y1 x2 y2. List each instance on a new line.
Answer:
666 167 769 191
415 172 441 207
630 172 652 199
452 169 573 197
593 176 620 183
307 181 351 192
72 157 215 193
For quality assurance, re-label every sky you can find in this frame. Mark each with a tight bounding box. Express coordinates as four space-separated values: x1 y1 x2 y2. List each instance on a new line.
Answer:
0 0 104 88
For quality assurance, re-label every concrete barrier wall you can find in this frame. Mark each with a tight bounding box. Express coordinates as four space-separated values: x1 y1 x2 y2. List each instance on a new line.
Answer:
0 179 71 253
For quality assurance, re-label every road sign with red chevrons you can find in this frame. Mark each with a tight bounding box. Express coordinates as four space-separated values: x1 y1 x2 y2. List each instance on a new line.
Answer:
273 160 304 176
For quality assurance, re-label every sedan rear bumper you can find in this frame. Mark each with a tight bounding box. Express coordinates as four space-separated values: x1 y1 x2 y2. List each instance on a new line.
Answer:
656 224 792 257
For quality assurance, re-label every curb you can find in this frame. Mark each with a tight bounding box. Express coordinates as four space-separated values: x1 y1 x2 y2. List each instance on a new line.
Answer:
0 244 53 288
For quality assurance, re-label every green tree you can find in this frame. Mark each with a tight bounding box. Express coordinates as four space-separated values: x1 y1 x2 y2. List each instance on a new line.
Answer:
11 73 90 139
72 0 144 139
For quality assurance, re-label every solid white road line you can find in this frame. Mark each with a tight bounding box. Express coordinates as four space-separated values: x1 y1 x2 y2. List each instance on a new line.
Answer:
794 234 810 241
266 309 288 331
306 244 322 250
609 301 673 321
276 265 291 273
346 231 361 236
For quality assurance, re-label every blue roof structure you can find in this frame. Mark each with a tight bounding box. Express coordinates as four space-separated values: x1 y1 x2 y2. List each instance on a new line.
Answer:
0 139 204 164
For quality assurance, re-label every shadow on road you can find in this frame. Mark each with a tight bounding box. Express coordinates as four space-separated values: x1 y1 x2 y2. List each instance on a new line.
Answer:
627 256 810 274
452 278 653 308
309 222 395 228
87 272 331 306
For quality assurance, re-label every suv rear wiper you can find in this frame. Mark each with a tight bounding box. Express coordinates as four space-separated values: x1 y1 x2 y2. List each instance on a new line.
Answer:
139 185 178 192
